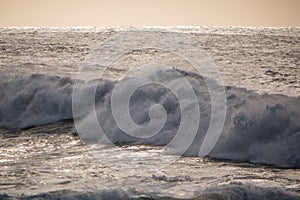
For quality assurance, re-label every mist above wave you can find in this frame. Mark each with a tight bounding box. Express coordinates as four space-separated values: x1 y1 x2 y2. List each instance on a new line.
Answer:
0 70 299 168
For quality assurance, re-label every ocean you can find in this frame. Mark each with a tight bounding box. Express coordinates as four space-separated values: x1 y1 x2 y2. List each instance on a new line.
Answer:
0 27 299 199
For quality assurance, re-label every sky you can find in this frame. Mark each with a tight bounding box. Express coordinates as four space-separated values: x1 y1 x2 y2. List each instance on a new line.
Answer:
0 0 299 27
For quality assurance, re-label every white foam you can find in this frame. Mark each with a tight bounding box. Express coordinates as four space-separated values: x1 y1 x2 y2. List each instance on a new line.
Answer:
76 70 300 168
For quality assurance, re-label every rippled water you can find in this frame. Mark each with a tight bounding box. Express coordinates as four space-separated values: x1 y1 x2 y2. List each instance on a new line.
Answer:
0 27 299 96
0 27 299 199
0 121 299 199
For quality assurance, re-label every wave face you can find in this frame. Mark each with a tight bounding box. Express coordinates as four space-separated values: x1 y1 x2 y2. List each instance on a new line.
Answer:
0 71 299 168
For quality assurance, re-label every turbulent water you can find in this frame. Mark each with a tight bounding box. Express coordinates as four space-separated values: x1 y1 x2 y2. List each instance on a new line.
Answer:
0 27 299 199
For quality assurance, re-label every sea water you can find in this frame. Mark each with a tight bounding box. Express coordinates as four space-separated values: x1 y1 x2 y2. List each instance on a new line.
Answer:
0 27 299 199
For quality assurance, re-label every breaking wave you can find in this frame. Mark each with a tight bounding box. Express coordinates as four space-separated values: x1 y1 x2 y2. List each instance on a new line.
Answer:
1 183 299 200
0 70 299 168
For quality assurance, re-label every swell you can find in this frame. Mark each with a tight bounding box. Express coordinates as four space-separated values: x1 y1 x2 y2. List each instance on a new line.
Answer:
0 71 299 168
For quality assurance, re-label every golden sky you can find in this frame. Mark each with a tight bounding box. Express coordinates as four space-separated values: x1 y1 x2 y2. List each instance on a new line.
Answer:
0 0 299 27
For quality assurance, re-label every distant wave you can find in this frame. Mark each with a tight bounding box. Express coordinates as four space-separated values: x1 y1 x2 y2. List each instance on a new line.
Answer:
1 183 299 200
0 71 299 168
